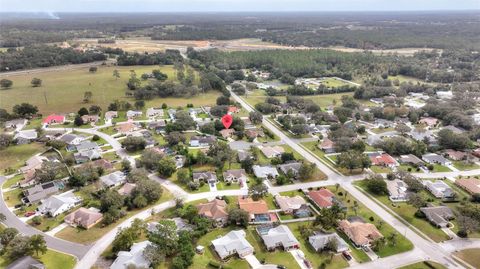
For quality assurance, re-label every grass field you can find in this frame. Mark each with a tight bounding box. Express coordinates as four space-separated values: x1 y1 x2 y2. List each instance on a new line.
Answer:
452 161 480 171
0 143 46 175
0 249 76 269
398 261 447 269
243 92 354 109
0 64 202 115
454 248 480 268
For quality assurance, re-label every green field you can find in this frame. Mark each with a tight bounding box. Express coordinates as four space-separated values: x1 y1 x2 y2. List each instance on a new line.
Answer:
0 143 46 175
398 261 447 269
0 65 206 115
244 92 354 109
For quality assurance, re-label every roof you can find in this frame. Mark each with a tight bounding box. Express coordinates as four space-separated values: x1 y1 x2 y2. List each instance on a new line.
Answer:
259 225 299 249
23 181 62 203
419 117 438 126
252 165 279 178
59 133 84 144
5 118 27 128
455 177 480 194
212 230 253 260
76 141 100 152
115 122 136 133
442 125 464 134
369 152 397 166
20 155 47 173
308 189 334 208
100 171 126 187
420 206 454 226
399 154 424 165
219 128 235 138
105 111 118 119
118 183 137 196
110 241 151 269
275 195 306 212
6 256 44 269
43 114 65 124
386 179 408 198
38 191 80 214
444 149 466 160
14 130 37 140
196 199 228 220
338 219 383 246
192 171 217 182
422 153 449 164
238 197 268 215
309 232 348 252
223 169 247 180
259 146 285 158
278 162 302 175
65 207 103 228
320 138 335 149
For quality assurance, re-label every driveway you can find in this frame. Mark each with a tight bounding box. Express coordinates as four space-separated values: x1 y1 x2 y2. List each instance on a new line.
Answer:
244 254 262 269
289 249 310 269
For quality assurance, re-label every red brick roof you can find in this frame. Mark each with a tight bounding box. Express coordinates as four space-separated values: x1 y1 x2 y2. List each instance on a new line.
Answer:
308 189 334 208
370 153 396 166
238 197 268 215
43 114 65 124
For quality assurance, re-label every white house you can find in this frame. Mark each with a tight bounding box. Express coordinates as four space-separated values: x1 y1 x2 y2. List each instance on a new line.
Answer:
146 108 164 118
110 241 151 269
253 165 279 179
37 190 81 217
100 171 127 188
126 110 143 119
424 180 455 199
212 230 254 260
386 179 408 202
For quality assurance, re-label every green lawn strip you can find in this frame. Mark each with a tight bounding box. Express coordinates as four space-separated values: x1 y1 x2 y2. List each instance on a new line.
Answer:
370 166 392 174
2 174 24 189
216 182 240 190
0 249 76 269
398 261 447 269
432 164 452 172
27 210 74 232
263 194 278 210
354 181 449 242
452 161 480 171
0 143 46 175
326 185 414 257
3 188 23 207
398 164 423 173
56 187 173 244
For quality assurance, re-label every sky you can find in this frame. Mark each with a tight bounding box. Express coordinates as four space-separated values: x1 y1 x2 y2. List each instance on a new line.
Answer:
0 0 479 12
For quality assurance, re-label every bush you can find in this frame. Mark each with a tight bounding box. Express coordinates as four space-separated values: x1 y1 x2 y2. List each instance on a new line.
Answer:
369 216 374 222
208 261 221 268
457 230 468 238
92 135 100 141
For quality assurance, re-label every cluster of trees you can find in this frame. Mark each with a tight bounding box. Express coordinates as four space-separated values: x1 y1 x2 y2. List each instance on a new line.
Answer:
0 224 47 261
0 45 107 71
374 137 427 157
116 50 183 66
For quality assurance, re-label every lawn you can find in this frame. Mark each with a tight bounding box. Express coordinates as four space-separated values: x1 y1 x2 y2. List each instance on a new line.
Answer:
398 164 423 173
243 92 353 109
454 248 480 268
216 181 240 190
398 261 447 269
190 227 250 269
145 91 220 109
3 188 23 207
370 166 392 174
56 186 173 244
452 161 480 171
28 210 72 232
431 164 452 173
2 174 23 189
0 249 76 269
355 181 450 242
0 65 183 115
370 127 395 134
0 143 46 175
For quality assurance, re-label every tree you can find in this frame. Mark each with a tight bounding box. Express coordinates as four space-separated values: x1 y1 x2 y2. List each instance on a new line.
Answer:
370 237 386 252
0 79 13 89
121 159 132 173
228 208 249 227
134 100 145 110
457 215 479 236
74 115 84 126
34 161 62 183
143 244 165 267
0 134 13 150
249 111 263 125
112 219 145 252
100 189 124 212
78 107 89 116
133 179 163 204
88 105 101 115
31 78 42 87
407 193 426 209
0 213 5 222
113 69 120 79
158 158 176 177
31 216 42 225
83 91 93 103
126 168 149 183
324 238 338 252
121 136 146 152
148 220 179 257
127 72 141 90
336 150 371 173
207 141 233 167
12 103 38 117
29 235 47 256
365 175 388 195
298 162 316 182
138 149 164 170
89 66 98 73
0 227 18 246
165 131 186 146
395 123 411 135
177 169 191 185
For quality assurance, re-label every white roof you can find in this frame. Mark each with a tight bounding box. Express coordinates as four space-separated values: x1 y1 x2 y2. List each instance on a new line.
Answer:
212 230 253 260
38 191 80 215
14 130 37 140
261 225 299 249
100 171 126 187
253 165 279 179
110 241 151 269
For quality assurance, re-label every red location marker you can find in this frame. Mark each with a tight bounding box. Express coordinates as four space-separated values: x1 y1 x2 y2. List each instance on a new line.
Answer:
221 114 233 129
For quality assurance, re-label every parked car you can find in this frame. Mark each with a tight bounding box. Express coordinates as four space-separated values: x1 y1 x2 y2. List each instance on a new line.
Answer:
342 251 352 261
24 211 36 217
303 259 312 269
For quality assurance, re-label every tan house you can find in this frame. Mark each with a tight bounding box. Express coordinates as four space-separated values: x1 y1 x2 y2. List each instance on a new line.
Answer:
238 197 269 221
196 199 229 226
115 122 137 135
274 195 307 214
64 207 103 229
118 183 137 196
455 177 480 194
219 128 235 139
338 219 383 248
259 145 285 159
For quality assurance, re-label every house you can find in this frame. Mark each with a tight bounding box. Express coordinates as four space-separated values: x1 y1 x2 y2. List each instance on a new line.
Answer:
258 224 299 251
174 155 186 169
223 169 248 184
104 111 118 121
59 133 85 146
238 197 269 221
6 256 44 269
148 120 166 134
81 115 99 124
307 188 336 208
43 114 65 125
375 119 394 128
91 159 114 170
100 171 127 188
259 145 285 159
196 199 229 226
13 130 38 144
422 153 451 166
319 138 335 153
146 107 164 118
369 152 398 167
424 180 455 199
168 109 177 120
419 117 439 128
309 232 349 253
110 241 151 269
228 106 240 114
19 155 47 174
399 154 424 166
252 165 279 179
76 141 100 152
386 179 408 202
190 135 216 147
245 129 264 139
455 177 480 195
38 190 81 217
64 207 103 229
444 149 467 161
126 110 142 119
369 98 384 105
115 122 137 135
192 171 217 184
278 162 302 177
338 219 383 248
442 125 464 134
274 195 307 214
420 206 455 228
147 218 193 233
20 169 37 188
237 150 252 162
74 149 101 164
474 148 480 158
4 118 27 131
436 91 453 99
22 181 63 204
219 128 235 139
211 230 254 260
118 183 137 196
409 129 436 143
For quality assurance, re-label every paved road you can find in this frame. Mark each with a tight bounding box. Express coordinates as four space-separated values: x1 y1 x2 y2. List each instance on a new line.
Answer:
0 176 89 259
